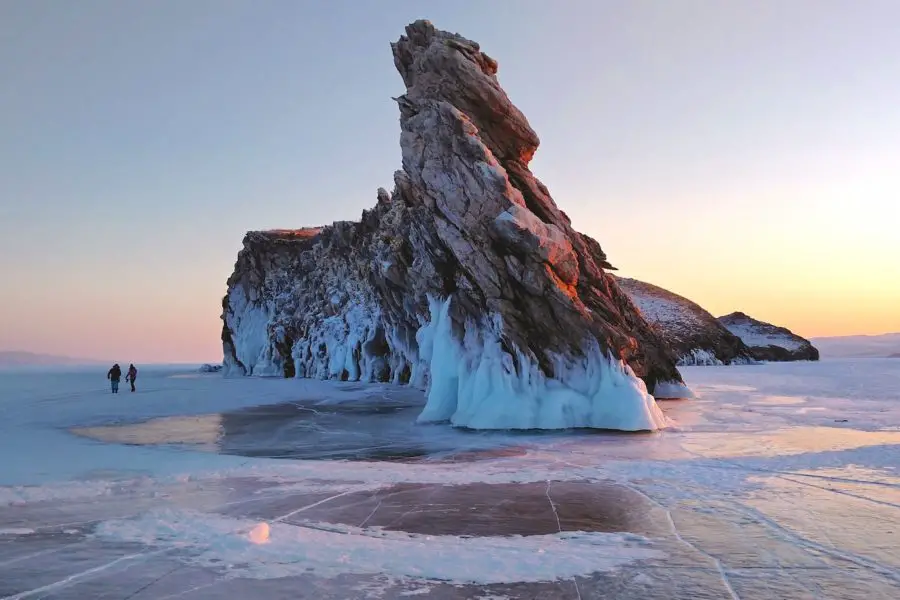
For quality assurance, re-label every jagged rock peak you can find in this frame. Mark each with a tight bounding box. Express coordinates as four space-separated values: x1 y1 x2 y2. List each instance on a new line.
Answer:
220 21 690 432
391 20 538 165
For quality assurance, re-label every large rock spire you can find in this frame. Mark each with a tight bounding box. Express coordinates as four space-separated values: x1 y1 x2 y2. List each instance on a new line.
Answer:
221 20 689 431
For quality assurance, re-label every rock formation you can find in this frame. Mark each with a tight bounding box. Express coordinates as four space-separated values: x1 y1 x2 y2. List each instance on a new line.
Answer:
221 20 690 431
718 312 819 362
615 277 754 366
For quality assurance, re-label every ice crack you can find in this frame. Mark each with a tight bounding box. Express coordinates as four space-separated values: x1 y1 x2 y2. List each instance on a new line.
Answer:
0 549 169 600
546 481 581 600
545 481 562 533
273 489 357 523
359 493 383 529
623 483 741 600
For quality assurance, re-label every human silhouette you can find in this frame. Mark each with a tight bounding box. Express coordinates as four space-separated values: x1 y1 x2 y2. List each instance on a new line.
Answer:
107 363 122 394
125 364 138 392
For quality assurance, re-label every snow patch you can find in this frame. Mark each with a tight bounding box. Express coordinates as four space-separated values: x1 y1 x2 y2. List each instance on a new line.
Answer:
629 293 706 332
415 297 668 431
0 481 115 506
0 528 35 535
723 321 804 352
399 587 433 596
94 508 660 584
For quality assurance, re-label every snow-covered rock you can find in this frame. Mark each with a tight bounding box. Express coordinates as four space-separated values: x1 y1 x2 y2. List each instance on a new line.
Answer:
615 277 754 366
199 364 223 373
220 20 690 431
718 312 819 362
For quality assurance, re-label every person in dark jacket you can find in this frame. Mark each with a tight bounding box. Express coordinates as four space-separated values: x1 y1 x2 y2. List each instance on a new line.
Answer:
107 364 122 393
125 364 138 392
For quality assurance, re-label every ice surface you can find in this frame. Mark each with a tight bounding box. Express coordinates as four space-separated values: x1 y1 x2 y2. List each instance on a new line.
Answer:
416 297 668 431
1 359 899 598
94 508 659 583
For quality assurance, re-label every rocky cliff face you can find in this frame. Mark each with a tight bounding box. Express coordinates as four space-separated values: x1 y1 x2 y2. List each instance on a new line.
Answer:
221 20 690 431
718 312 819 362
615 277 754 366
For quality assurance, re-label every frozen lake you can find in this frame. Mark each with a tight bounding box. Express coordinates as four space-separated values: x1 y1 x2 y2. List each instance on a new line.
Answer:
1 360 899 598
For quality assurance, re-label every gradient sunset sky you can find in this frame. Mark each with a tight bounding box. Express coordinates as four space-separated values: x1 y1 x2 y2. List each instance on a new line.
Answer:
1 0 898 363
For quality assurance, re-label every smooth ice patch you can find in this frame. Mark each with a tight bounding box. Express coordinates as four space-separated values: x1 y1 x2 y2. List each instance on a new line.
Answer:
94 508 660 584
72 414 224 448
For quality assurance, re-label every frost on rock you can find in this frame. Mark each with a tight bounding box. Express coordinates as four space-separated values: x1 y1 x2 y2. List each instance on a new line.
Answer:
719 312 820 362
678 348 723 367
221 20 689 430
615 276 754 367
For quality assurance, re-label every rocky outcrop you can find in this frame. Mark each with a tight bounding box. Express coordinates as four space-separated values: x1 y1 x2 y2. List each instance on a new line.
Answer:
615 277 754 366
718 312 819 362
221 21 690 431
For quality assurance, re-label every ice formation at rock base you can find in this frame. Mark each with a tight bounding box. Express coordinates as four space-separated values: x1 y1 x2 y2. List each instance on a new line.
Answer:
225 294 673 430
415 297 669 430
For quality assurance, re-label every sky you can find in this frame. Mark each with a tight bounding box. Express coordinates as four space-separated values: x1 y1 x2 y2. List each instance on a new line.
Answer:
1 0 898 363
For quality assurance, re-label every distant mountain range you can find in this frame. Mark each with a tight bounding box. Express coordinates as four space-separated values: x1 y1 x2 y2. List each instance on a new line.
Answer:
809 333 900 358
0 351 109 368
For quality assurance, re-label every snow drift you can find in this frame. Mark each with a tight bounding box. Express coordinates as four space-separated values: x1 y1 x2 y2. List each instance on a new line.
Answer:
221 20 690 431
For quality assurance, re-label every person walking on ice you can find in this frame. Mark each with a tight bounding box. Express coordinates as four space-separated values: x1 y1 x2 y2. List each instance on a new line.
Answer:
107 363 122 394
125 363 138 392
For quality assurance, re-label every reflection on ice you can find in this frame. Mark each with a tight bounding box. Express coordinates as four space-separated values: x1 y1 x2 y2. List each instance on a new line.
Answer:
73 414 224 449
753 394 807 405
682 426 900 459
71 397 617 462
